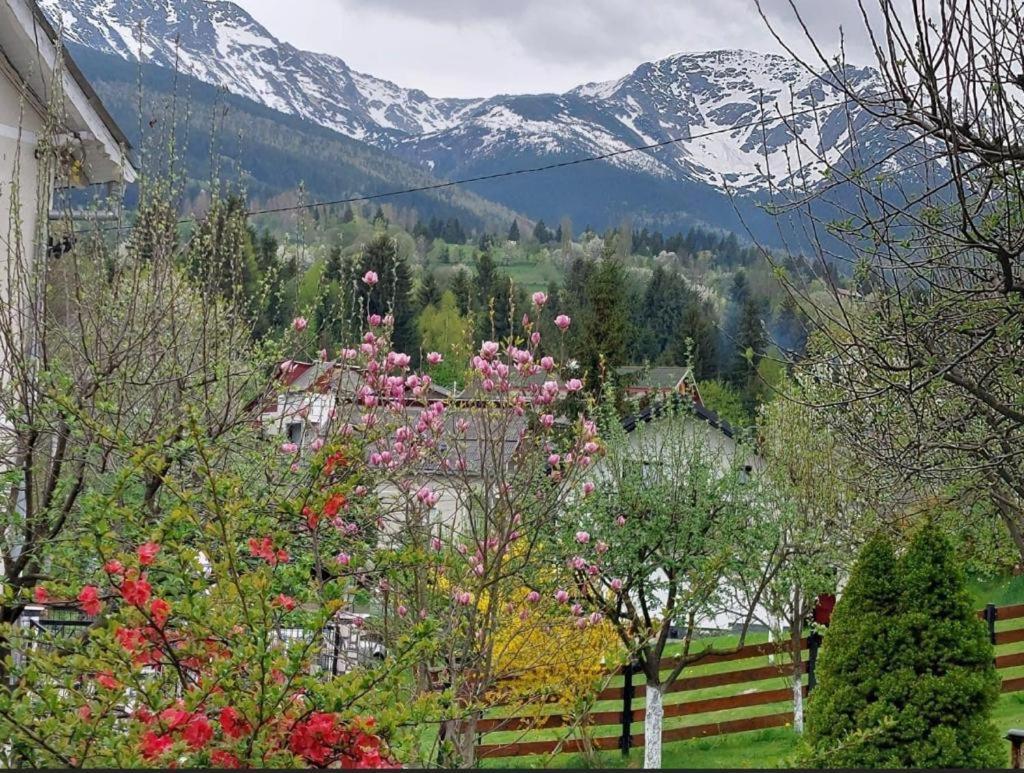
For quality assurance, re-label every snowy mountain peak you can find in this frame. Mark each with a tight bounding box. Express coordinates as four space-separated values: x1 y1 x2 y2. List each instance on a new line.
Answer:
40 0 881 194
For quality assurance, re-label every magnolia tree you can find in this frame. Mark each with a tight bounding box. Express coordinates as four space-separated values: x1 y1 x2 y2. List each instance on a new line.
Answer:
545 398 774 769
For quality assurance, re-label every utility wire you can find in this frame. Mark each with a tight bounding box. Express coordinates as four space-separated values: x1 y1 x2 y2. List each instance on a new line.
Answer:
91 85 890 232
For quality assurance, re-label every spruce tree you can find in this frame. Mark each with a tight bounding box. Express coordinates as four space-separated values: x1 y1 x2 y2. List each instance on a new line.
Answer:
352 234 419 358
804 527 1002 768
507 219 520 243
803 534 904 767
451 268 472 316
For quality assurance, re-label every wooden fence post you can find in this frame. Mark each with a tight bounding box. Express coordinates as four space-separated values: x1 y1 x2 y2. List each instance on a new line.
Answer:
806 631 822 693
1007 729 1024 769
985 603 998 645
620 661 636 756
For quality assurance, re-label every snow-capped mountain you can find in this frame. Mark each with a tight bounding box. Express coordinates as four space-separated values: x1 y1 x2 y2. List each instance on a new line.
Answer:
39 0 892 238
39 0 478 143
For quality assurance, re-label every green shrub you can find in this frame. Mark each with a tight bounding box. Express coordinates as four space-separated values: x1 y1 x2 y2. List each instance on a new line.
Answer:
803 526 1003 768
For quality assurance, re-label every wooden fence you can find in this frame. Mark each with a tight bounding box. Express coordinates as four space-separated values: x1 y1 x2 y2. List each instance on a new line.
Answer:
475 602 1024 760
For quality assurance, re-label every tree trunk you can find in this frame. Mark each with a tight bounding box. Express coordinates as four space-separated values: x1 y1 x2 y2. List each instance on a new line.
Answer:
643 682 663 769
792 674 804 734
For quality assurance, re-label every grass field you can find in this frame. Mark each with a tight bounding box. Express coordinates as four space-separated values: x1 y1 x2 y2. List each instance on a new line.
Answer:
477 576 1024 768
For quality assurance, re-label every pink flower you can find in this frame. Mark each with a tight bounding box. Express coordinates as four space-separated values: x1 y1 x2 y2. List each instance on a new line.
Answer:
454 591 472 606
335 552 350 565
596 541 609 554
362 270 379 286
554 314 571 331
480 341 499 360
610 578 623 590
368 313 382 327
430 537 442 552
540 414 555 428
554 589 569 604
417 487 440 507
540 356 555 372
575 531 590 544
310 437 324 452
531 331 541 346
589 611 603 625
566 378 583 392
292 316 308 332
616 515 627 526
526 590 541 603
280 442 298 454
548 453 560 466
532 291 548 307
582 481 595 496
318 348 328 361
426 351 443 365
571 603 583 616
397 605 408 617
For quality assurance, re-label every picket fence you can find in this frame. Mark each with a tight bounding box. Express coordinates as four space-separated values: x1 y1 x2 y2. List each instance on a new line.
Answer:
475 602 1024 760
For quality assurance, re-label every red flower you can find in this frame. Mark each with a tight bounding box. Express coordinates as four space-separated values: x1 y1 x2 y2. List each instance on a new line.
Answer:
104 559 125 575
274 594 297 612
289 712 341 766
140 730 173 760
121 577 152 607
248 537 287 565
137 542 160 566
159 707 190 730
182 714 214 750
96 672 119 690
115 626 144 652
323 493 347 518
77 585 102 616
33 586 48 603
149 598 171 626
303 506 320 529
219 706 250 740
210 749 241 768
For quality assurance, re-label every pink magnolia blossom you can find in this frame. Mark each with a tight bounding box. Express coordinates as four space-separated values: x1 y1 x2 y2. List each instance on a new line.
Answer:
595 541 609 554
531 331 541 346
532 291 548 307
540 413 555 428
554 314 571 331
526 590 541 604
610 578 623 591
540 356 555 372
292 316 308 332
582 481 595 496
310 437 324 452
362 270 379 286
571 603 583 616
566 378 584 392
431 537 442 552
554 589 570 604
368 314 382 327
280 442 298 454
548 454 561 466
589 611 603 625
616 515 627 526
480 341 499 360
335 552 351 565
575 530 591 544
397 605 408 617
426 351 443 365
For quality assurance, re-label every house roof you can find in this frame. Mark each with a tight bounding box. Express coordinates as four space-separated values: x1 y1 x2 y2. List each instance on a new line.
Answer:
620 393 734 439
1 0 136 184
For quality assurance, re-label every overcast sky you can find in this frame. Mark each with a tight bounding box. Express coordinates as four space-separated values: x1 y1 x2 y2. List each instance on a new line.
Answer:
233 0 880 98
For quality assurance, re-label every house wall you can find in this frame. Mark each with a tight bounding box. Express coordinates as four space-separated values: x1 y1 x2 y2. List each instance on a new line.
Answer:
0 67 46 310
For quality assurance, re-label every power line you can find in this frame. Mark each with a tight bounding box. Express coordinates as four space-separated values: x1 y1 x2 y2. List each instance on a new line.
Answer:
91 86 882 232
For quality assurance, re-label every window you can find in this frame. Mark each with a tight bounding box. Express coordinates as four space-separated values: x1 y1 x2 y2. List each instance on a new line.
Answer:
287 422 303 446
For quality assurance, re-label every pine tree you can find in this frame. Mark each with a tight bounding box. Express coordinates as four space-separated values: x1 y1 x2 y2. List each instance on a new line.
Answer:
415 271 442 312
575 257 630 383
352 234 419 358
804 527 1003 768
507 219 520 243
451 268 472 316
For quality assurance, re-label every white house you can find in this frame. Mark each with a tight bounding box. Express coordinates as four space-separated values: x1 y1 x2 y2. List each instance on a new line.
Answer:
0 0 136 279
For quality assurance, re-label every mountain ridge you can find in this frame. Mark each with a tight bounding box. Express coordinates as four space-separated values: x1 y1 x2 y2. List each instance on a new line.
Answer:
41 0 889 241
